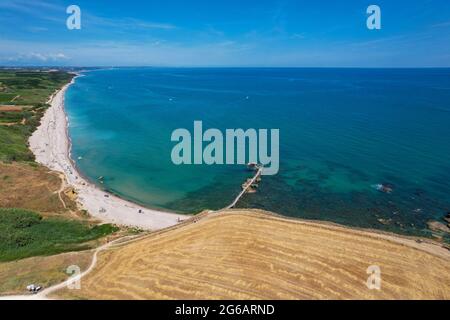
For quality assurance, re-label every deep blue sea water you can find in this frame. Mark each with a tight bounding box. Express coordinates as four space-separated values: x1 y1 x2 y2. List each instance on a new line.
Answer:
66 68 450 237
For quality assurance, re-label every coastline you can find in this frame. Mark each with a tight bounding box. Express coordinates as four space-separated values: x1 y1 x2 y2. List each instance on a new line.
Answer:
25 72 449 255
29 74 187 230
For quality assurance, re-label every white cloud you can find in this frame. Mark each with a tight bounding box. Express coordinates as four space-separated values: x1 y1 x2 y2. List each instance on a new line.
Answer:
131 20 177 30
432 21 450 28
290 33 306 40
0 0 176 31
73 13 177 31
6 52 69 63
0 0 64 23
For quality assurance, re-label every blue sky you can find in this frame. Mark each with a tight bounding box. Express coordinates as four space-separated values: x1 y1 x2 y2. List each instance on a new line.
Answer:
1 0 449 67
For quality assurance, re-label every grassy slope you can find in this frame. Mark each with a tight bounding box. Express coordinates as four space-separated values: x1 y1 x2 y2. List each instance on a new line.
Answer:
0 250 92 296
0 162 73 213
0 208 118 262
0 70 119 264
0 70 73 162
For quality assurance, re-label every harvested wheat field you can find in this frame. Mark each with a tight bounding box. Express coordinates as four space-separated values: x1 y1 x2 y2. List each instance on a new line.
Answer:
58 210 450 300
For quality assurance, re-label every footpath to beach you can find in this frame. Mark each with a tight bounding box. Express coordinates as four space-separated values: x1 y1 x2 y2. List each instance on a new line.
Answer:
29 77 187 230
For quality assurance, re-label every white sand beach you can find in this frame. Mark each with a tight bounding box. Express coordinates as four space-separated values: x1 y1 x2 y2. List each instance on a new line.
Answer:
29 76 187 230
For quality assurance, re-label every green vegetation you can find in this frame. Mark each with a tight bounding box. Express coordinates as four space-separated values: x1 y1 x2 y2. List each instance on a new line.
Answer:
0 70 74 162
0 208 119 262
0 93 16 102
0 125 35 162
0 69 121 266
0 71 73 105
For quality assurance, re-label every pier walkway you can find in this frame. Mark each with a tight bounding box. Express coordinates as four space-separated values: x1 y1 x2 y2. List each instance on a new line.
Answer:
223 167 263 210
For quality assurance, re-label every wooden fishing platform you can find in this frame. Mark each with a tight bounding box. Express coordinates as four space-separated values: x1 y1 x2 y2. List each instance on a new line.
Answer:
224 165 263 210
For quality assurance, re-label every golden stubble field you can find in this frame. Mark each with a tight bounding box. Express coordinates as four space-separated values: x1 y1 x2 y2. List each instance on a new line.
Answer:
58 210 450 300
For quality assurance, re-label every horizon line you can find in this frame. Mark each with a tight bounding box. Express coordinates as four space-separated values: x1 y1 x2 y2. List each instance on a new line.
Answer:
1 65 450 69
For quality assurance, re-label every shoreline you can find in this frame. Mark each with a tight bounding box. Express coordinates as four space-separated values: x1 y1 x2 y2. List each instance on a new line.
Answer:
29 74 187 230
26 72 449 254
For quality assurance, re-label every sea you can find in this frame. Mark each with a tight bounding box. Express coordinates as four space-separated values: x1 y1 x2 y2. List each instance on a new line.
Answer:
65 68 450 237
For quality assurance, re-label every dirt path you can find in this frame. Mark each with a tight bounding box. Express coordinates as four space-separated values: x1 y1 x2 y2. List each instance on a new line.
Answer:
59 210 450 300
10 95 20 102
0 235 139 300
1 210 448 300
0 212 208 300
55 174 68 210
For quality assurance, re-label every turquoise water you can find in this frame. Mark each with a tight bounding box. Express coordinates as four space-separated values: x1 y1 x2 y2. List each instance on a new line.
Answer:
66 68 450 237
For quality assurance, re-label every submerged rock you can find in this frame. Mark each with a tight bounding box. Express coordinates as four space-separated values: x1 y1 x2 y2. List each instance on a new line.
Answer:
444 212 450 224
377 218 392 225
427 221 450 234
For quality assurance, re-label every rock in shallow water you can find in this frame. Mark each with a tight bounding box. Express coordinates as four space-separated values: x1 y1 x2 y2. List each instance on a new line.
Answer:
427 220 450 233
